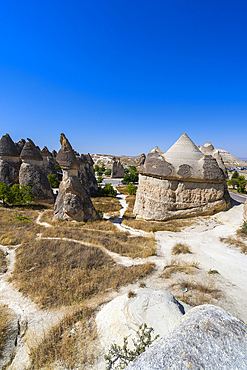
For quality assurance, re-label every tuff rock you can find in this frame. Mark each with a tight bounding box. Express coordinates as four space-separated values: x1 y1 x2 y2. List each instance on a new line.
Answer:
0 134 21 187
19 139 54 202
134 134 231 221
111 157 124 178
126 304 247 370
53 134 99 221
244 199 247 220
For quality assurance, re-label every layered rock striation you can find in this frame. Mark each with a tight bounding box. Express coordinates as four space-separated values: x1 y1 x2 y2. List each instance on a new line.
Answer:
111 157 124 178
126 304 247 370
134 134 231 221
53 134 99 221
19 139 55 202
0 134 21 187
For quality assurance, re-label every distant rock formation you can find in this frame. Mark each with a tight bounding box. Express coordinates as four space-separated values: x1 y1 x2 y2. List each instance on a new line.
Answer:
126 304 247 369
85 153 98 195
14 138 26 154
96 288 185 353
0 134 21 187
19 139 55 202
134 133 231 221
53 134 99 221
111 157 124 178
40 146 58 176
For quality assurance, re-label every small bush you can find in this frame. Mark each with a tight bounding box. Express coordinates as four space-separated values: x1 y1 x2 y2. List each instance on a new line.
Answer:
105 169 111 176
97 176 104 184
208 269 219 274
47 174 60 188
126 183 137 195
0 183 34 206
171 243 192 255
98 184 117 197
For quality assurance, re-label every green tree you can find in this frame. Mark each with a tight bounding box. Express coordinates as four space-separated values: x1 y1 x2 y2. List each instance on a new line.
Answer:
105 169 111 176
126 182 137 195
98 184 117 197
122 172 139 185
101 164 106 172
94 164 99 172
97 176 103 183
237 175 247 193
47 174 60 188
5 184 34 205
0 183 9 206
97 168 103 176
129 166 137 174
54 164 62 172
232 171 239 179
124 168 129 174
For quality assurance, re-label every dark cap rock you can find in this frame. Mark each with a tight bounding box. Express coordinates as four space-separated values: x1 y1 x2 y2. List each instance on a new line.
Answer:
20 138 43 161
41 146 52 157
0 134 20 157
56 133 79 170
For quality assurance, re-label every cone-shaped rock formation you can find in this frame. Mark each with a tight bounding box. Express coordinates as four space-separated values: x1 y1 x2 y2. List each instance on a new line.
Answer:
0 134 21 186
134 133 231 221
53 134 99 221
111 157 124 178
19 139 54 202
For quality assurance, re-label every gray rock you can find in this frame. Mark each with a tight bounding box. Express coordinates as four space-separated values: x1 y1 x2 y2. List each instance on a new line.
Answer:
53 174 99 221
126 305 247 370
85 153 98 195
0 309 19 369
111 157 124 178
244 199 247 220
19 162 55 202
14 139 26 154
20 138 43 162
54 134 99 221
0 134 21 186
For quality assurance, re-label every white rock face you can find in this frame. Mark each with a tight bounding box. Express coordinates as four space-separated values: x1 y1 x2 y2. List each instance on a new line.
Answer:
244 199 247 220
96 288 185 352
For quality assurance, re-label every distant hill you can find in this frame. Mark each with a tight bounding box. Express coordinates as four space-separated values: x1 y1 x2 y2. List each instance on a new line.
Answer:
216 149 247 167
91 154 138 168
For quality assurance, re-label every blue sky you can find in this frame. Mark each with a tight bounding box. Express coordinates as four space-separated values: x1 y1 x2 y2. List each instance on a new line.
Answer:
0 0 246 157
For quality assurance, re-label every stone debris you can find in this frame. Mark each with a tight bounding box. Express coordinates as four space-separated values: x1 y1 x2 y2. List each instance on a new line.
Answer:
0 134 21 187
19 138 55 202
134 133 231 221
111 157 124 178
126 304 247 370
53 133 99 221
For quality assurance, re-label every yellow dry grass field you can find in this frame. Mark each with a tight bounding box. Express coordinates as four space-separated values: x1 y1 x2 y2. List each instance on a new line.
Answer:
12 238 155 308
0 304 10 356
92 196 122 213
0 208 41 246
40 226 156 259
29 306 97 370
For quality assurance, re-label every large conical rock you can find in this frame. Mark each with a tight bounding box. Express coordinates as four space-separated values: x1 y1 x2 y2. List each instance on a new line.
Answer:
53 134 99 221
41 146 58 176
19 139 54 202
0 134 21 187
134 134 231 221
111 157 124 178
126 305 247 370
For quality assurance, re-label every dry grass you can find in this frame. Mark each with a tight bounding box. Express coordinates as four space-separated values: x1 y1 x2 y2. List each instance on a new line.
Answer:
12 238 155 308
171 243 192 255
169 277 221 306
0 208 40 246
0 304 10 356
0 250 7 273
92 196 122 214
161 260 199 279
30 306 97 370
220 236 247 254
40 227 156 259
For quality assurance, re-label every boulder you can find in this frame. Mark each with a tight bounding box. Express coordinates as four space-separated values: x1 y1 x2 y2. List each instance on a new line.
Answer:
53 134 99 221
126 305 247 370
19 139 54 202
134 134 231 221
111 157 124 178
0 134 21 187
96 288 185 352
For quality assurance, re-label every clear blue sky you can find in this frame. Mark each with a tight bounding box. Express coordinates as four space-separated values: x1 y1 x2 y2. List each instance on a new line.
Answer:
0 0 246 157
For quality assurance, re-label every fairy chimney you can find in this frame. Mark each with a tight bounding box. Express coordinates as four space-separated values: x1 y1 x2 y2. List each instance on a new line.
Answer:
0 134 21 186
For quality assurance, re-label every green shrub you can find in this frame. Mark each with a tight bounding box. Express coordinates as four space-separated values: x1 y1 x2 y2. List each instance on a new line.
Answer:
94 164 99 172
54 164 62 172
0 183 34 206
240 221 247 235
97 176 104 184
126 183 137 195
105 169 111 176
98 184 117 197
47 174 60 188
122 172 139 185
